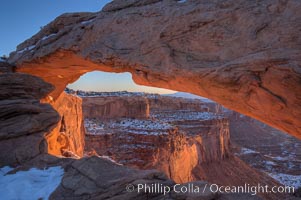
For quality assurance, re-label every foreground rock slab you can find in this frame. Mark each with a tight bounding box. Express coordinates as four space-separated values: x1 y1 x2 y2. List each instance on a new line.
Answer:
50 156 271 200
0 73 59 166
50 156 204 200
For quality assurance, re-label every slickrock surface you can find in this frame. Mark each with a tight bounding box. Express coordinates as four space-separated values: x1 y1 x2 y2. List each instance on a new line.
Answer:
0 73 59 166
8 0 301 139
48 156 264 200
46 92 85 157
50 156 174 200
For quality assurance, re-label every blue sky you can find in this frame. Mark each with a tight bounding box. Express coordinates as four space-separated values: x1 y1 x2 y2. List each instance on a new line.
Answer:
0 0 176 94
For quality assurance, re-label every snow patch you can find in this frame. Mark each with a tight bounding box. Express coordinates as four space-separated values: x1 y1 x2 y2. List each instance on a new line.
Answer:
41 33 57 41
127 130 168 136
240 147 258 155
265 155 289 161
178 0 187 3
0 166 13 175
17 45 35 54
264 161 276 166
268 173 301 188
81 19 95 25
84 118 172 136
0 166 64 200
84 119 107 135
152 111 223 122
109 119 173 130
98 156 122 165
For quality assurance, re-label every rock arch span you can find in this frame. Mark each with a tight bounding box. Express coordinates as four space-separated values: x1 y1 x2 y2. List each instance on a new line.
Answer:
8 0 301 139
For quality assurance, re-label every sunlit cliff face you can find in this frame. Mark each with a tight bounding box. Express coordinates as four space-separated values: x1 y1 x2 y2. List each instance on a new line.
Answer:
46 92 84 158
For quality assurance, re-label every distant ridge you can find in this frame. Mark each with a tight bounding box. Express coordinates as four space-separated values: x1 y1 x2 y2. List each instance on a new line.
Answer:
164 92 213 102
65 88 213 102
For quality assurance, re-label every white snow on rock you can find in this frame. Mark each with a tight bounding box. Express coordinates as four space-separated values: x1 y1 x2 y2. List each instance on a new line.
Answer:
264 155 291 161
268 173 301 188
41 33 57 41
109 119 173 130
0 166 64 200
84 118 173 136
84 119 107 135
178 0 187 3
264 161 276 166
240 147 259 155
17 45 36 54
0 166 13 175
151 111 223 122
81 18 95 25
126 130 168 136
98 156 122 165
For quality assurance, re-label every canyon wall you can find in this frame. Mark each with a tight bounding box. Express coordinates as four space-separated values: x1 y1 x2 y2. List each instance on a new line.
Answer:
8 0 301 139
46 92 85 157
83 95 231 183
82 96 149 119
148 96 204 112
85 118 230 183
83 95 283 199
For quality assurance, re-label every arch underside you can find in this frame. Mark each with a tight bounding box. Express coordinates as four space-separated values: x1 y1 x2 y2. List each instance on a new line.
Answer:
9 0 301 139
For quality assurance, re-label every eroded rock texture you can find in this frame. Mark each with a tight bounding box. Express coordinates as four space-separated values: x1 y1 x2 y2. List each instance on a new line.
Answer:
46 92 85 157
83 96 150 119
8 0 301 139
83 95 230 183
85 118 230 183
82 94 289 199
0 60 14 73
148 95 205 112
0 73 59 166
50 156 175 200
49 156 268 200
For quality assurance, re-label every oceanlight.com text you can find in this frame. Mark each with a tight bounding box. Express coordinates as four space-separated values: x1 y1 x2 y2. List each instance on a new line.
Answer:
125 183 295 196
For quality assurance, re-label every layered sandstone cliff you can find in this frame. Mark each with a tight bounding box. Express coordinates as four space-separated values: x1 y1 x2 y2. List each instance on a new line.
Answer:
0 73 59 166
82 94 230 183
83 95 149 119
46 92 85 157
148 95 204 112
8 0 301 139
82 94 284 199
85 116 230 183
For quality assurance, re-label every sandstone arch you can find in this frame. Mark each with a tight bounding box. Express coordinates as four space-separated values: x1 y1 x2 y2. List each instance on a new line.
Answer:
8 0 301 139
